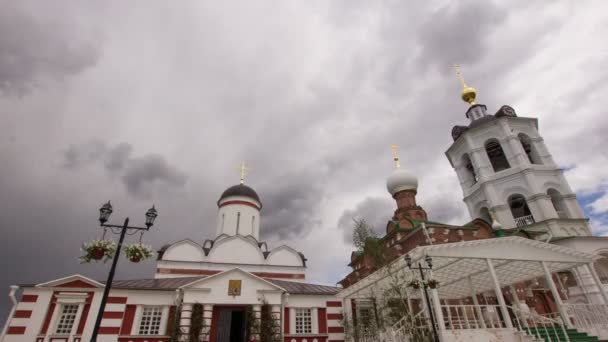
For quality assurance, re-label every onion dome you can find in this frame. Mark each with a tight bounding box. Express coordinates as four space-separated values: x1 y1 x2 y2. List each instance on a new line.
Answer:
387 145 418 196
217 184 262 207
387 168 419 196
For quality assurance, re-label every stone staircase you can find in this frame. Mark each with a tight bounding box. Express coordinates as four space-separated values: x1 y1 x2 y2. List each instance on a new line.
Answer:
522 326 608 342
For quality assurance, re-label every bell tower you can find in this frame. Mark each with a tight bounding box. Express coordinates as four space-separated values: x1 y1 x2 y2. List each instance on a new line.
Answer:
445 66 590 238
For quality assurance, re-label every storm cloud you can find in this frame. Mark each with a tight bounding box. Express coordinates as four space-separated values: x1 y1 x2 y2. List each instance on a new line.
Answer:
2 0 608 324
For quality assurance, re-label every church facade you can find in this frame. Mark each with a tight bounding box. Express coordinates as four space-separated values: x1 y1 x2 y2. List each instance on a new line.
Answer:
0 182 345 342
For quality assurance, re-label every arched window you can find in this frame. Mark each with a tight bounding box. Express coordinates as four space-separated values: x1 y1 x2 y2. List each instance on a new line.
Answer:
485 139 510 172
479 207 492 223
547 188 568 218
508 194 535 227
518 133 542 164
462 153 478 184
593 252 608 284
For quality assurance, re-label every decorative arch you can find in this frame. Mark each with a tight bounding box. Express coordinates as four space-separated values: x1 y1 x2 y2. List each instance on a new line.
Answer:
484 138 510 172
207 235 266 264
162 239 206 262
266 245 306 267
461 153 478 184
501 185 533 201
508 194 535 227
518 133 542 164
547 188 569 218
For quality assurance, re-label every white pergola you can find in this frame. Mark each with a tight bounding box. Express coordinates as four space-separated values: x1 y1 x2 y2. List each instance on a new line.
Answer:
338 236 608 331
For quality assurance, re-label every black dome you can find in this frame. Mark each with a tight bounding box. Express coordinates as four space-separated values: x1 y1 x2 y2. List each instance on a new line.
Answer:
218 184 261 206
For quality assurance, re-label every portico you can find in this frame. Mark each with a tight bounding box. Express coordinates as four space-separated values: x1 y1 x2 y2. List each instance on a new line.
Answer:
339 236 608 341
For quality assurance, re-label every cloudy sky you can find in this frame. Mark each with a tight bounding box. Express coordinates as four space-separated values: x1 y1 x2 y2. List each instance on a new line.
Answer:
1 0 608 321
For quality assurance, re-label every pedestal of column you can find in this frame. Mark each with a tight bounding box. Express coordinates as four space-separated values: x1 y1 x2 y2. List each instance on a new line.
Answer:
271 305 282 337
179 303 193 341
201 304 213 342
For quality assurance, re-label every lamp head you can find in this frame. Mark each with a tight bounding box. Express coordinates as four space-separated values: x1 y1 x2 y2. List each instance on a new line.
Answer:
404 254 412 268
145 205 158 228
425 255 433 268
99 201 113 225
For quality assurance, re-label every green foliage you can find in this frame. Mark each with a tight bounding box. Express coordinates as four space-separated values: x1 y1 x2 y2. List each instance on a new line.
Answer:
189 304 204 342
352 218 377 251
259 304 281 342
79 239 116 263
169 304 181 342
123 243 154 261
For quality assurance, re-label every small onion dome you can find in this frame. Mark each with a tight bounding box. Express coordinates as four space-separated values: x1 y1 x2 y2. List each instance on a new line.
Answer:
217 184 262 207
386 168 418 196
462 86 477 105
492 218 503 231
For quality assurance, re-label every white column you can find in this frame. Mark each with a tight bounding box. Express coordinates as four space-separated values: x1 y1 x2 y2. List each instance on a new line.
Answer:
469 277 486 328
252 304 262 340
541 261 571 328
202 304 213 341
428 269 445 331
271 305 282 337
180 303 193 339
486 258 513 328
586 263 608 305
572 267 592 303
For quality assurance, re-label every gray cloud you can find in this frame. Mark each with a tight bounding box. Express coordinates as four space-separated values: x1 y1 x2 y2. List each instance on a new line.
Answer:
0 1 100 96
417 1 506 69
1 0 607 325
63 142 187 198
338 197 394 244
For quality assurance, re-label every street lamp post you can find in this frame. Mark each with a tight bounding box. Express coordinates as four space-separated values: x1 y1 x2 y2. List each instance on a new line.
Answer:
90 202 158 342
405 255 440 342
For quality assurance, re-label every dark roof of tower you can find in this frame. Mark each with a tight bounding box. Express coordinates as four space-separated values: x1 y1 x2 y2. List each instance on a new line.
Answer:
218 184 261 205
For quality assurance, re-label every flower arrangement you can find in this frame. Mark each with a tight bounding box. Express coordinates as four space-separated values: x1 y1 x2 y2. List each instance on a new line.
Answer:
426 279 439 289
407 279 421 289
80 240 116 263
123 243 154 263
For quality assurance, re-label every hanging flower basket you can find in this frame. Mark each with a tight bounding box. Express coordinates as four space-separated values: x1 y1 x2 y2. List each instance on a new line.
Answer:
427 279 439 289
408 279 421 289
80 240 116 263
124 243 154 263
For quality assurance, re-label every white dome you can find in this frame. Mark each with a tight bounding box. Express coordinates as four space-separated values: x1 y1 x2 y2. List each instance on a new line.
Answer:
386 168 418 196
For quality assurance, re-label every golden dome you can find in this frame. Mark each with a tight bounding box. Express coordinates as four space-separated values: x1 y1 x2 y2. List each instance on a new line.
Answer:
461 86 477 105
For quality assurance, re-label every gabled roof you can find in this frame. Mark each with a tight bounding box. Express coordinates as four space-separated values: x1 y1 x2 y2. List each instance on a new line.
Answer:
266 279 340 295
36 274 104 288
179 268 286 292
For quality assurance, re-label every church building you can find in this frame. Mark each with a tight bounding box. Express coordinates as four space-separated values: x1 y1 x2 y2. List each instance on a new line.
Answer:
0 172 345 342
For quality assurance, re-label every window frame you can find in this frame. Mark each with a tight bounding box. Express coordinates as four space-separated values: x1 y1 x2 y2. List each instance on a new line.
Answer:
137 306 166 336
294 308 313 334
54 303 80 335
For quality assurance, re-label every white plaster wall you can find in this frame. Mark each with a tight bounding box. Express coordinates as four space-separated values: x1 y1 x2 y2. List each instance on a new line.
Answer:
182 271 283 305
162 240 206 262
207 237 266 264
2 288 53 342
155 259 306 281
216 196 260 239
266 247 303 267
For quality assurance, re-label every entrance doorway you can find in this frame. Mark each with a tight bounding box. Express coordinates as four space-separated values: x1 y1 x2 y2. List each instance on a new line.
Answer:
213 307 248 342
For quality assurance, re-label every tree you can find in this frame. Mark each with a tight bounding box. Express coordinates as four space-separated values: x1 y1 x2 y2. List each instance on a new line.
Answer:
352 218 377 251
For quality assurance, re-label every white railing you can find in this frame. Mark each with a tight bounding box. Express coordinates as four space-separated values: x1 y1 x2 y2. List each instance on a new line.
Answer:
441 304 506 329
564 304 608 338
388 310 432 342
515 214 535 227
510 306 570 342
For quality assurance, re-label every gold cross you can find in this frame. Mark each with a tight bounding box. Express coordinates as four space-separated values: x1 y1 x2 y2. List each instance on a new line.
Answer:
452 64 467 89
239 160 249 184
390 144 401 169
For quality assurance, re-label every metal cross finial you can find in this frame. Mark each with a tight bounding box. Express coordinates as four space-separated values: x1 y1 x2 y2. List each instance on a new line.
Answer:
452 64 467 89
239 160 249 184
390 144 401 169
